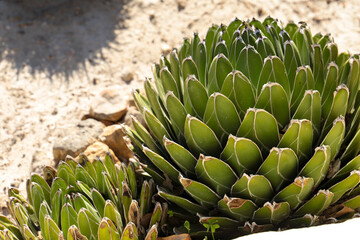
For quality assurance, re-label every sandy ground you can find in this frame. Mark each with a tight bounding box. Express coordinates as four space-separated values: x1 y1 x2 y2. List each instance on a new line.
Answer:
1 0 360 214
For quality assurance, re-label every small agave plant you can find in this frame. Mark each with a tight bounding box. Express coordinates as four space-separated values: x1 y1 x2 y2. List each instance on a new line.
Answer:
0 153 169 240
124 17 360 239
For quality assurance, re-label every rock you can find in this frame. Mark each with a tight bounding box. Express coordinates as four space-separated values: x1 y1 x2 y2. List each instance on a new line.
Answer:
0 195 9 217
161 43 172 55
32 150 53 175
75 141 119 163
121 68 134 83
176 0 186 11
53 119 104 165
82 86 129 125
99 124 133 162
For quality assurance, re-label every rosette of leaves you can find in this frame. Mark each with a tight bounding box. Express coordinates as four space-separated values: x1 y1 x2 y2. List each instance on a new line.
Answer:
0 153 169 240
124 17 360 239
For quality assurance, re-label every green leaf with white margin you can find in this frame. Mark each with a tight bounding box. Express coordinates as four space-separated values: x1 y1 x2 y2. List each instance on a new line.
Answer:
121 222 138 240
185 75 209 118
143 108 172 144
298 145 331 188
255 36 276 60
31 182 45 220
312 44 325 92
281 214 316 229
164 137 197 177
237 108 280 155
291 66 315 114
321 62 339 119
61 203 78 240
142 146 180 183
222 18 242 50
132 89 151 115
165 92 187 143
213 40 229 58
43 215 61 240
323 42 338 68
293 25 312 66
341 128 360 163
321 85 349 138
217 195 257 222
157 187 207 215
328 170 360 204
144 225 158 240
198 215 240 229
98 217 120 240
278 119 313 166
344 195 360 210
283 40 301 87
220 71 256 118
320 116 345 161
273 177 314 210
91 189 106 218
184 115 222 157
293 90 321 137
346 58 360 113
104 200 123 233
51 189 62 225
39 201 51 236
231 174 274 206
229 36 246 67
73 193 100 221
182 56 199 83
235 45 263 89
75 165 96 189
207 54 233 95
220 135 263 176
255 82 290 129
30 174 51 206
179 175 221 208
203 93 241 144
195 155 238 196
257 56 291 100
23 224 38 240
57 161 76 187
169 50 182 94
78 208 100 240
253 202 290 225
293 190 334 217
326 154 360 187
67 225 88 240
257 148 298 192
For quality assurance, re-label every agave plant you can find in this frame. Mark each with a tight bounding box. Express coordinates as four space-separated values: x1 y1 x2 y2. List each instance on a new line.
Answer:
0 153 169 240
124 17 360 239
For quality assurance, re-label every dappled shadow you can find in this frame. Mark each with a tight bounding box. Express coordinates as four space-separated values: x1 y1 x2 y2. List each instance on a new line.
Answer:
0 0 129 82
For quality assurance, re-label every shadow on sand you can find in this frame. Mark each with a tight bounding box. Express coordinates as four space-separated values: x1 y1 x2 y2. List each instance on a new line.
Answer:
0 0 129 82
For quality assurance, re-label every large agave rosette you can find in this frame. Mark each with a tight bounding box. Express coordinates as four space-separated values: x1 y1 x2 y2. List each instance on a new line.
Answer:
124 17 360 238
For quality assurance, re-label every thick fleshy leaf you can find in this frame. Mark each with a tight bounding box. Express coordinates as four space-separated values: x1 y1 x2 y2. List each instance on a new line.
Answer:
312 44 325 92
203 93 241 144
57 162 76 187
143 108 172 144
323 42 338 68
182 56 199 82
164 137 197 177
321 63 339 118
120 222 138 240
257 56 290 99
104 201 123 233
169 50 182 94
291 66 315 113
299 145 331 188
214 40 229 58
184 115 222 157
221 135 263 176
320 116 345 161
61 203 78 240
255 36 276 60
222 18 242 49
185 75 209 118
235 45 263 88
293 25 312 66
160 67 181 100
257 148 298 192
218 196 257 222
207 54 233 95
194 41 207 85
341 128 360 163
346 58 360 113
253 202 290 225
144 225 158 240
229 36 246 67
231 174 274 206
328 170 360 204
273 177 314 210
67 225 88 240
98 217 120 240
199 215 240 229
165 92 187 143
131 116 161 154
237 108 280 155
255 82 290 129
283 40 301 86
77 208 100 240
220 71 256 118
294 190 334 217
278 119 313 165
132 89 151 115
43 215 61 240
195 155 238 196
327 154 360 187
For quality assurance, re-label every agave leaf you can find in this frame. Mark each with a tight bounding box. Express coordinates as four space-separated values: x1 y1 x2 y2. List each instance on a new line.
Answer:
207 54 233 95
158 188 207 215
75 165 96 189
74 194 100 221
284 22 299 39
120 222 138 240
255 82 290 129
229 36 246 67
165 92 187 143
160 67 181 100
139 181 151 218
30 174 51 206
180 175 221 208
184 115 222 157
283 40 301 86
182 57 199 83
273 177 314 210
257 148 298 192
148 202 162 228
23 224 37 240
278 119 313 165
143 108 172 144
321 62 339 118
193 41 207 85
241 25 257 46
293 90 321 137
326 154 360 187
198 215 240 229
104 200 123 233
253 202 290 225
291 66 315 113
91 189 106 219
78 208 100 240
323 42 338 68
67 225 88 240
98 217 120 240
0 216 23 240
293 26 312 66
195 155 238 196
205 24 220 66
51 189 62 226
237 108 280 155
343 195 360 210
328 170 360 204
257 56 290 99
76 181 92 200
294 190 334 217
221 135 263 176
222 18 242 50
320 116 345 160
43 215 61 240
346 58 360 113
341 128 360 163
31 183 45 220
255 36 276 60
235 46 263 89
61 203 78 240
164 137 197 177
128 200 140 227
132 90 151 116
57 162 76 187
220 71 256 118
217 196 257 222
214 40 229 58
203 93 241 144
231 174 274 206
144 225 158 240
312 44 325 92
185 75 209 118
281 214 316 228
121 182 132 224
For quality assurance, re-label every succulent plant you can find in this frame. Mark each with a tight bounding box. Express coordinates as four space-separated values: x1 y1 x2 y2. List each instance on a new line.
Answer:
125 17 360 239
0 153 169 240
